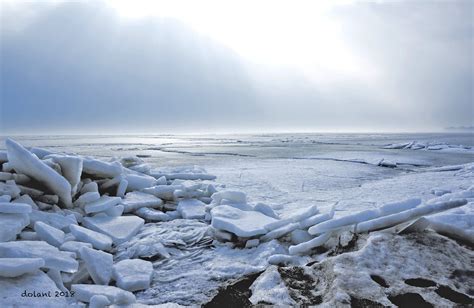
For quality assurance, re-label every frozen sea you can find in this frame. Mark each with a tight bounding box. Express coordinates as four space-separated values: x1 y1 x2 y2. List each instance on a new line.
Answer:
1 132 473 305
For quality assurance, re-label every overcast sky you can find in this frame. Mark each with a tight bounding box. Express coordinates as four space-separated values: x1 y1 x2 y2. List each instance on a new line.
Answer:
1 0 472 134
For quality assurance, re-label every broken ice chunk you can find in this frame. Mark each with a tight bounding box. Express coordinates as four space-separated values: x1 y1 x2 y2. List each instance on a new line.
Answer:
84 196 121 214
0 258 45 277
112 259 153 291
0 213 30 242
79 247 113 285
46 154 83 195
211 190 247 205
29 210 77 231
177 199 206 219
34 221 65 247
289 232 332 255
74 191 100 208
60 241 93 253
141 184 184 201
211 205 279 237
71 284 136 304
5 139 72 207
121 191 163 213
134 207 170 221
124 174 157 191
82 158 123 178
83 215 144 245
70 224 113 251
0 241 78 272
0 202 32 214
90 294 110 308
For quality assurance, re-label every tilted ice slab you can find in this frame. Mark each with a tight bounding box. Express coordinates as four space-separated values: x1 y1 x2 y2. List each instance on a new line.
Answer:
0 271 67 307
0 241 78 273
135 207 171 221
124 173 157 191
211 205 279 237
70 224 113 251
177 199 206 219
141 184 184 201
5 138 73 208
29 210 77 231
84 196 121 214
83 215 144 244
113 259 153 291
356 199 468 233
309 198 421 235
80 247 113 285
0 258 45 277
121 191 163 213
46 154 83 195
0 202 32 214
0 213 30 242
34 221 65 247
82 158 123 178
72 284 136 304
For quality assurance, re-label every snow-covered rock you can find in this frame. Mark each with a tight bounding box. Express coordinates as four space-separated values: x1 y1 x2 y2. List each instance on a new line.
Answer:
0 241 78 272
0 258 45 277
83 215 144 244
113 259 153 291
80 247 113 285
249 266 295 306
177 199 206 219
5 138 73 207
211 205 279 237
70 224 113 251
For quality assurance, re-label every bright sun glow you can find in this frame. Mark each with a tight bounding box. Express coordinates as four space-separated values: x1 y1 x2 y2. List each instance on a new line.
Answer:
105 0 373 82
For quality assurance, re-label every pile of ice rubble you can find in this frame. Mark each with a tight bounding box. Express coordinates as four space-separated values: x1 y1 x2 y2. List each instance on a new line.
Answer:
383 141 473 153
0 138 472 306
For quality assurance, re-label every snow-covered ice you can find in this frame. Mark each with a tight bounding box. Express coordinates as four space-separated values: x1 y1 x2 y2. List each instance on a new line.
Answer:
112 259 153 291
83 215 144 244
211 205 279 237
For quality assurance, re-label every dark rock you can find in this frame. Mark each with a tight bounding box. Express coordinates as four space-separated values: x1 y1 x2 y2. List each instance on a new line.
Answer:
388 293 433 308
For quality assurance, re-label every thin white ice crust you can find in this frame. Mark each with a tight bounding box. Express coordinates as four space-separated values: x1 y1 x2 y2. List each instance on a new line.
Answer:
0 202 32 213
70 224 113 251
0 258 45 277
113 259 153 291
211 205 279 237
121 191 163 213
84 196 121 214
34 221 65 247
249 266 296 306
83 215 144 244
82 158 123 178
177 199 206 219
0 241 78 272
79 247 113 285
289 232 332 255
309 198 421 235
5 138 73 207
72 284 136 304
356 199 467 233
0 213 30 242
